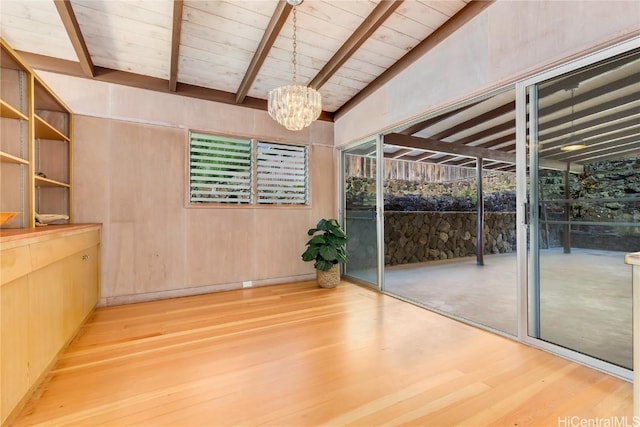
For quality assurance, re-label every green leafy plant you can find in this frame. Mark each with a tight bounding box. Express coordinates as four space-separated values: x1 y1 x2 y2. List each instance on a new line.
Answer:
301 218 347 271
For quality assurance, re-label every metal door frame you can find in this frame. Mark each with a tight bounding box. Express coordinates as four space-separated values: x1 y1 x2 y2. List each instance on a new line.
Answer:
339 135 384 291
516 36 639 381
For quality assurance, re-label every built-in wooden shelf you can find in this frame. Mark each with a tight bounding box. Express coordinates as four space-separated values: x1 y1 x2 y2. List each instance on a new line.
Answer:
0 99 28 121
0 150 29 165
35 176 70 188
1 39 72 230
34 114 69 141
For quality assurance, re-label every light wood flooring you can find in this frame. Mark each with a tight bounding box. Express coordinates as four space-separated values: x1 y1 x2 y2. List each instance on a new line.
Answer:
10 281 632 426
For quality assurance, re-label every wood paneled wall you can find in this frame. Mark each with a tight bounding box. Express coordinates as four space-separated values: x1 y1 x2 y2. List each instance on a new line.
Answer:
39 73 336 303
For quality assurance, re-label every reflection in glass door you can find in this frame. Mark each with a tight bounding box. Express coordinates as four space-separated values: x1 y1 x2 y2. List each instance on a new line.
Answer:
342 140 379 287
527 47 639 371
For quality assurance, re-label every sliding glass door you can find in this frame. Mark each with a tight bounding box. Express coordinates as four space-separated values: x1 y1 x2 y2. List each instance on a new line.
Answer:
342 140 380 288
524 45 639 374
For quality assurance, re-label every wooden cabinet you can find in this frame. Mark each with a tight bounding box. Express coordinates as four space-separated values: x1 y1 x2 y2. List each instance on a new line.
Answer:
0 39 72 229
0 225 100 426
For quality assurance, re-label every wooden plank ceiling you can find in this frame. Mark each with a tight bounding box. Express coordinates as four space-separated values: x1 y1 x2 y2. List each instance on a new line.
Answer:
0 0 489 117
1 0 637 170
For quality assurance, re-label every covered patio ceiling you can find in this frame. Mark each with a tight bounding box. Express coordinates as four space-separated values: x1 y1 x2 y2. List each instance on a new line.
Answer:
380 47 640 173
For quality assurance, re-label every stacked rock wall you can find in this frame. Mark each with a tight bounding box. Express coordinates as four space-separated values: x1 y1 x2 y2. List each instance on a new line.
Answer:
345 173 518 267
384 212 516 265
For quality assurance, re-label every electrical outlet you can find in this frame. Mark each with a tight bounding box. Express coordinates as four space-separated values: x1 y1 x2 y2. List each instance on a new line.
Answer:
242 281 252 288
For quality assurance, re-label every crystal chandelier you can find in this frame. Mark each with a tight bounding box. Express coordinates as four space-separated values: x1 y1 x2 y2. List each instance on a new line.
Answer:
268 0 321 131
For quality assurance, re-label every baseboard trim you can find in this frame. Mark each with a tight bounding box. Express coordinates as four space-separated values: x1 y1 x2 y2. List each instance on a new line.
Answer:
99 274 316 306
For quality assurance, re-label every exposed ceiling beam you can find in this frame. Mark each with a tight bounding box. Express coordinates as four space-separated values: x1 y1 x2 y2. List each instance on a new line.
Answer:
539 52 637 98
235 1 292 104
430 101 514 140
385 133 516 163
541 107 640 141
419 153 459 163
543 116 639 145
169 0 184 92
539 74 639 117
554 138 640 164
450 158 476 167
540 93 640 130
389 148 413 159
308 0 403 90
53 0 94 77
487 164 516 172
475 133 516 149
563 145 640 164
407 152 435 162
453 120 514 146
386 151 455 165
543 129 640 158
400 100 482 135
334 0 495 120
453 145 584 173
433 155 467 165
16 50 334 121
421 154 481 168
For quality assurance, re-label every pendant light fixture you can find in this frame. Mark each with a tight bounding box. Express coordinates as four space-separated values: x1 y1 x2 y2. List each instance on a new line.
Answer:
560 86 586 152
267 0 322 131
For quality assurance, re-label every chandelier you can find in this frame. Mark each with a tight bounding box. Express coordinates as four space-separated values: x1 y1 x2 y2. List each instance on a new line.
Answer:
268 0 321 131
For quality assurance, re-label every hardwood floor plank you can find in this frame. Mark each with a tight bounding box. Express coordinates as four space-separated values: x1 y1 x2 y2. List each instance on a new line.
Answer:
10 281 632 426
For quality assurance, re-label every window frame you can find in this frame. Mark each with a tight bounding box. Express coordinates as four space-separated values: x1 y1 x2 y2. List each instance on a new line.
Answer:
187 131 310 208
256 140 309 205
188 133 253 204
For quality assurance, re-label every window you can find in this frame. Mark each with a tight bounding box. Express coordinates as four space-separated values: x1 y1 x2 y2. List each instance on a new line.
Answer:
189 132 308 205
257 142 308 204
189 133 252 203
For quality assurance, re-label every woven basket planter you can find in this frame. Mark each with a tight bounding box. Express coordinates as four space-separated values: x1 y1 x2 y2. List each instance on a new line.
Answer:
317 264 340 288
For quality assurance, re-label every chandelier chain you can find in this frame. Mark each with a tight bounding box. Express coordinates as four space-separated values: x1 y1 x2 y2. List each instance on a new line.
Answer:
292 6 297 84
267 0 321 131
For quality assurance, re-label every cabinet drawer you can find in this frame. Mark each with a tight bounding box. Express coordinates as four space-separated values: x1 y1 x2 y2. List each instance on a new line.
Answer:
29 229 100 271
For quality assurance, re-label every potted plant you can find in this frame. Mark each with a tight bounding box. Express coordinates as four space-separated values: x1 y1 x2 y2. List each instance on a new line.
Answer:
301 218 347 288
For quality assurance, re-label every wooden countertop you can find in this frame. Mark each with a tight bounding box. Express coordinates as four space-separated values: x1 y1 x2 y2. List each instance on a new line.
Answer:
0 224 101 245
625 252 640 267
1 224 102 285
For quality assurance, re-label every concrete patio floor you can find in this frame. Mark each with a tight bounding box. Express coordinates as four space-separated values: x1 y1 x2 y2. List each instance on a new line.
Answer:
383 248 632 369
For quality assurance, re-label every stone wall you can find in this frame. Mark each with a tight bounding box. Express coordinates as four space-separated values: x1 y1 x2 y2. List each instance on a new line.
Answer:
384 212 516 266
539 157 640 251
345 172 518 266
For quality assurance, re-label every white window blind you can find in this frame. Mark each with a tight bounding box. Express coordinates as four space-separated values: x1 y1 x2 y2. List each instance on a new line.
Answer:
257 142 308 204
189 133 252 203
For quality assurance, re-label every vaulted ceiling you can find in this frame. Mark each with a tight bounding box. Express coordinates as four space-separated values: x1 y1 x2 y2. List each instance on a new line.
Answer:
0 0 491 120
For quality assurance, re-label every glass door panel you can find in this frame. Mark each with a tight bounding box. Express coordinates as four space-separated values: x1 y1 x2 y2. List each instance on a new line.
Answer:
382 155 518 336
343 140 378 286
379 83 519 338
528 48 639 370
